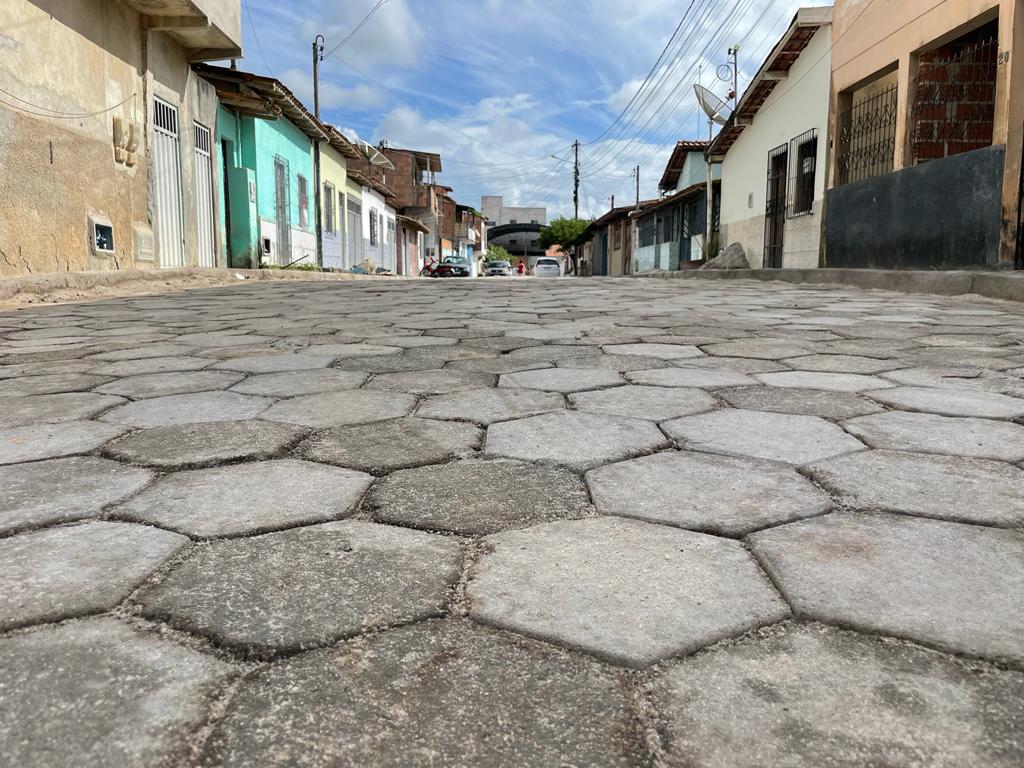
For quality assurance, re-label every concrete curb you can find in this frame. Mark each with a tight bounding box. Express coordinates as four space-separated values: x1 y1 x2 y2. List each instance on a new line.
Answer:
0 268 406 301
635 268 1024 303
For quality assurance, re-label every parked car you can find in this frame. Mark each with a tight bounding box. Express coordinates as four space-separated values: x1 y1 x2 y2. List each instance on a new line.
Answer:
435 256 472 278
532 257 562 277
485 260 512 276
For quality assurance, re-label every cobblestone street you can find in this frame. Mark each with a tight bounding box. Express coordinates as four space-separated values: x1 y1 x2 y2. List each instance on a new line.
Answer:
1 276 1024 767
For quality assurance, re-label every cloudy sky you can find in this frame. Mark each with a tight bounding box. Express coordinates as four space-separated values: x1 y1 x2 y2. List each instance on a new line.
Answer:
242 0 828 218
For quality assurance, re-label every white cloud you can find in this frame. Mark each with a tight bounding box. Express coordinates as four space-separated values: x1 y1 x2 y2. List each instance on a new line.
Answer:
280 68 388 110
302 0 424 72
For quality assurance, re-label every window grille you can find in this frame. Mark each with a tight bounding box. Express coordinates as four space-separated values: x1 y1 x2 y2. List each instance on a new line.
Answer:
788 129 817 216
297 174 309 229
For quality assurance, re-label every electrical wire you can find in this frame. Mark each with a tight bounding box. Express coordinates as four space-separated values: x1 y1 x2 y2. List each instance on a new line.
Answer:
244 0 275 77
0 89 136 119
323 0 390 58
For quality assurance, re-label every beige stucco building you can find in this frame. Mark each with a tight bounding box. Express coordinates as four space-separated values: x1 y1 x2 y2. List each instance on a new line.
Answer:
825 0 1023 269
0 0 241 276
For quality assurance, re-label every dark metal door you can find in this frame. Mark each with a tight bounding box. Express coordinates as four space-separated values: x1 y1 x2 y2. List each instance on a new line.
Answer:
764 144 788 268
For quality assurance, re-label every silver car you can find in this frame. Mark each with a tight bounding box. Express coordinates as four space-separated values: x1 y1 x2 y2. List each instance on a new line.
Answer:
485 260 512 276
532 257 562 277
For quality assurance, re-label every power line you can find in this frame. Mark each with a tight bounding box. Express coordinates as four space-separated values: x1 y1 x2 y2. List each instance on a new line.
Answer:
323 0 390 58
244 0 275 76
0 89 136 119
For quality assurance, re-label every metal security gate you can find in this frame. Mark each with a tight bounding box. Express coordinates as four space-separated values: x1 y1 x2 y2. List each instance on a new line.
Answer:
273 155 292 265
153 98 185 267
193 123 216 267
763 143 788 269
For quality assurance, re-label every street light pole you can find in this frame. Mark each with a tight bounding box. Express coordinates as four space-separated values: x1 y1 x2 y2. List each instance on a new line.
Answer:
312 34 324 270
573 139 580 220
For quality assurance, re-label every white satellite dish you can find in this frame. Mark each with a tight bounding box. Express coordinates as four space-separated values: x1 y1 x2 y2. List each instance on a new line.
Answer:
694 84 731 126
358 139 395 170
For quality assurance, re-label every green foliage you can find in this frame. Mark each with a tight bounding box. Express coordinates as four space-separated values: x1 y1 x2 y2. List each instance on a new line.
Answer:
486 245 514 263
538 217 590 252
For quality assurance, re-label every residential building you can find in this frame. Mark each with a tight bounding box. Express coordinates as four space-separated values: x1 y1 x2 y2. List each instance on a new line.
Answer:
708 6 832 269
826 0 1023 269
318 125 361 270
196 65 325 268
582 206 642 276
396 216 429 276
380 146 446 264
481 196 547 226
455 203 487 265
0 0 241 275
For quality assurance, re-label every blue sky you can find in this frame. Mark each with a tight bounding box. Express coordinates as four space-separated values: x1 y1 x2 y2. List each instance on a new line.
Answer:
242 0 828 218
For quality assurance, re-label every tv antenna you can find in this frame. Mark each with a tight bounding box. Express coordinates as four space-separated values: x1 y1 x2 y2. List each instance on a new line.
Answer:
693 84 731 128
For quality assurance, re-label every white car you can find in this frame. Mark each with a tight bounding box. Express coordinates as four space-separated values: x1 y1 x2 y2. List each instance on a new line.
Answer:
532 257 562 277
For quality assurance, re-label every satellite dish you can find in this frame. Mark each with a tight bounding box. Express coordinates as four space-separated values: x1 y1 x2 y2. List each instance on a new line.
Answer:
357 139 395 170
694 84 730 126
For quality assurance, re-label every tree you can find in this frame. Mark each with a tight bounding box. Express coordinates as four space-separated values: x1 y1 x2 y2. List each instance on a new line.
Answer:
486 244 514 263
538 217 591 275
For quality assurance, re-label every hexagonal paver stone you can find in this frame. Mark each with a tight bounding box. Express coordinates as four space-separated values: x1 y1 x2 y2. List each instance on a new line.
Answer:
229 368 368 397
569 385 716 422
866 386 1024 419
0 521 188 630
209 352 336 373
367 459 593 535
843 411 1024 462
499 368 623 393
756 371 895 393
601 343 704 359
103 420 303 469
88 355 215 377
137 522 461 658
113 459 372 538
0 617 235 768
201 620 634 768
586 451 830 537
468 517 788 667
417 387 564 426
299 417 482 474
0 392 125 429
702 339 811 360
94 371 244 400
507 344 602 364
446 356 554 374
806 450 1024 527
0 420 127 465
0 372 111 397
99 391 274 428
485 411 668 471
0 457 153 535
782 354 904 374
653 623 1024 768
306 343 402 358
750 512 1024 665
261 390 416 429
718 385 884 420
663 410 865 465
364 368 496 396
626 367 757 389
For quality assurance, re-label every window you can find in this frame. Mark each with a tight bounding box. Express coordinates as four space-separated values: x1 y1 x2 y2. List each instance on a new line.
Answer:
613 223 622 249
509 239 518 246
530 219 538 224
297 174 309 228
324 182 335 232
369 208 379 246
509 219 517 225
790 129 817 215
637 216 655 248
660 208 675 242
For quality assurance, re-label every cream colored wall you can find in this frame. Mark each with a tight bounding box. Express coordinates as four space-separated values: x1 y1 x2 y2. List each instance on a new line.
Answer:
320 144 348 239
719 25 831 268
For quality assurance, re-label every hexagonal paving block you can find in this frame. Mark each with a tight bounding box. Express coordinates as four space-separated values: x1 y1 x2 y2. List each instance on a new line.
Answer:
209 352 335 373
113 459 372 538
0 617 235 768
559 353 668 371
417 387 564 425
750 512 1024 665
586 451 830 537
0 521 188 630
653 623 1024 768
446 357 554 375
201 620 635 768
755 371 895 393
780 354 903 374
103 420 303 469
365 369 496 395
306 343 402 358
261 390 417 429
880 366 1024 398
0 456 153 535
298 416 482 473
663 409 865 465
367 459 593 535
99 391 275 428
843 411 1024 462
498 368 623 393
866 386 1024 419
485 410 668 471
0 372 112 397
601 343 704 359
468 517 788 667
626 367 757 388
506 344 602 364
230 369 369 397
0 392 125 429
718 386 884 420
806 449 1024 527
94 371 244 399
137 522 461 658
569 385 716 421
88 355 215 377
0 420 127 465
702 339 811 360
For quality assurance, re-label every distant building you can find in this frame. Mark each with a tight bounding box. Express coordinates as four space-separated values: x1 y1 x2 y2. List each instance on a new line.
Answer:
481 196 547 227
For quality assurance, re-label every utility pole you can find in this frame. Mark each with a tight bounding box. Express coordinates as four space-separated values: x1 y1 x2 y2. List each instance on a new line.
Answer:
312 35 324 270
634 165 640 211
572 139 580 220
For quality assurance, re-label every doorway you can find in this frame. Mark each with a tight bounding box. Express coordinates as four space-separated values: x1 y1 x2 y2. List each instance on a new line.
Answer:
193 123 216 267
764 143 788 268
273 156 291 265
153 98 185 267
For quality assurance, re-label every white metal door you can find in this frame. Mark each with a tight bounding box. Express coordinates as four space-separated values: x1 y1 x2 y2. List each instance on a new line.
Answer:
193 122 216 267
153 98 185 267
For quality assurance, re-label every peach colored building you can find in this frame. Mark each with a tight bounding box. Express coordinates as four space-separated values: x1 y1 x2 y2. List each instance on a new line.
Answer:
825 0 1023 269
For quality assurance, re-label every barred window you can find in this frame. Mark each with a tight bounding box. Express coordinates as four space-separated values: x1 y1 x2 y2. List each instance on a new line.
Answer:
324 183 336 232
297 175 309 228
790 130 818 215
638 216 655 248
369 208 379 246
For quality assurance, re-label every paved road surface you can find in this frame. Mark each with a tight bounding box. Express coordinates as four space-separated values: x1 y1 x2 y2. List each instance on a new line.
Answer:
1 277 1023 767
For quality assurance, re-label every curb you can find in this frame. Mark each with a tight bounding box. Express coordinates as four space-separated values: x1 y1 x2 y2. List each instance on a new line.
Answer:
635 268 1024 303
